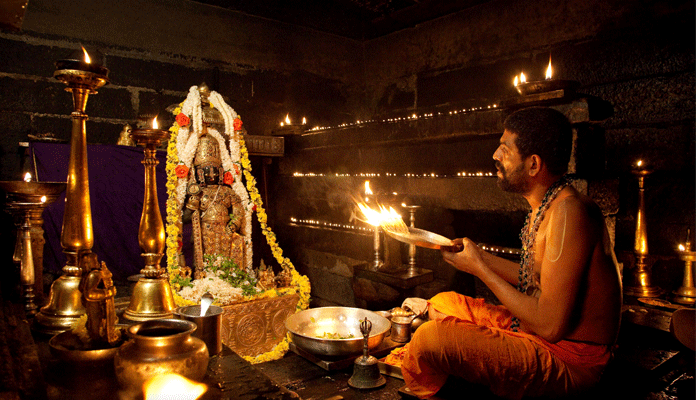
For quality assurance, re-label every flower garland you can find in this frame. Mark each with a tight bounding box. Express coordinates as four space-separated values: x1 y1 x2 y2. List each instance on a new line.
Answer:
164 87 310 364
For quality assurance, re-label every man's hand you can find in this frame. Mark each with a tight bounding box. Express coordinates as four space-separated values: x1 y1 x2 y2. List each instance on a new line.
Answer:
441 237 487 277
402 297 428 317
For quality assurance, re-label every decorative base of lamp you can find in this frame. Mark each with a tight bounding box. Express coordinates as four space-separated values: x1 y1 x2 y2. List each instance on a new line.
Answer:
123 277 175 321
672 287 696 306
33 275 85 335
623 284 664 298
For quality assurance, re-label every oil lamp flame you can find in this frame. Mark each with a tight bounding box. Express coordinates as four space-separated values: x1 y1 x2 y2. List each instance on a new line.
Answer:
285 114 291 124
364 181 373 195
152 116 159 129
302 117 306 124
545 56 553 80
636 159 643 168
41 195 47 203
143 373 207 400
513 75 519 86
23 172 32 182
520 72 526 84
81 46 91 64
679 244 686 252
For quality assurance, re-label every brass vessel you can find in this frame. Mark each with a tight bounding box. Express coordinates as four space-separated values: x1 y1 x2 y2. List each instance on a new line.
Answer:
123 127 176 321
114 319 209 390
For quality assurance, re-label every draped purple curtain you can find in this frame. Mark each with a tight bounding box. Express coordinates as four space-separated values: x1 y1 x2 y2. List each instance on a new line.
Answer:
32 142 169 282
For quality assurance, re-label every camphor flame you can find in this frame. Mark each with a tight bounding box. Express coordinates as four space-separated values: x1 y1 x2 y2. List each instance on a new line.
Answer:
81 46 91 64
356 202 409 234
143 373 207 400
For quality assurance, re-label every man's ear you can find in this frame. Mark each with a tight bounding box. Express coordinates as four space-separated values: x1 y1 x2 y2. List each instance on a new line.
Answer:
527 154 543 177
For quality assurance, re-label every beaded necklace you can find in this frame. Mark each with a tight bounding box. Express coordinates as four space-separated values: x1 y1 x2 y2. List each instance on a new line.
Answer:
510 174 572 331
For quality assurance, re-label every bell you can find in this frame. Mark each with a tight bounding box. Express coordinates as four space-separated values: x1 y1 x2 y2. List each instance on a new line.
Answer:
348 317 386 389
33 273 85 335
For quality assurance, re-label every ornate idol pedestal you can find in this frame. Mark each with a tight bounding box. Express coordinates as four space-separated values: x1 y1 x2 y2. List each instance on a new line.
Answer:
220 293 299 358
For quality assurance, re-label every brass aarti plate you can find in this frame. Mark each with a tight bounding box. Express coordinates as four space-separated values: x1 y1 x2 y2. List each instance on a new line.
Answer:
384 227 454 250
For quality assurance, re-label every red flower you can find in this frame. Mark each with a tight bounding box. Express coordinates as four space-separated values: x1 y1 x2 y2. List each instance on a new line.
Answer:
175 164 189 178
233 117 243 131
233 164 240 175
223 171 234 185
176 113 190 127
177 240 183 251
252 204 257 212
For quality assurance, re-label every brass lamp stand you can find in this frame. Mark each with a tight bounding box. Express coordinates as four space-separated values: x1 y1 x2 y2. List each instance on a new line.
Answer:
34 51 109 335
123 126 175 321
673 231 695 305
0 181 65 315
623 163 662 297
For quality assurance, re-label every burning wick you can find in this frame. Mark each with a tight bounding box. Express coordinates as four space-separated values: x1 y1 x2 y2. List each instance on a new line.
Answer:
81 46 91 64
152 116 159 129
545 55 553 80
302 117 306 124
23 172 32 182
200 292 214 317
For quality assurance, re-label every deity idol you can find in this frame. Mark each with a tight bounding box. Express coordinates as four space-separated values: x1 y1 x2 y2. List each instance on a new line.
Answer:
171 83 254 280
184 132 246 278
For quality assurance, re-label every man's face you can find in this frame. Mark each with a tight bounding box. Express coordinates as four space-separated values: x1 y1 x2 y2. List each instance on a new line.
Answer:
493 130 528 194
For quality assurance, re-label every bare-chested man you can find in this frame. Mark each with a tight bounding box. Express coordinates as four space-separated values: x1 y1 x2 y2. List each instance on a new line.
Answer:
400 107 622 399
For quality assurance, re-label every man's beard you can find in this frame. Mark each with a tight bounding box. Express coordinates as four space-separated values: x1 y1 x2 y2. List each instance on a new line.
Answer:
495 161 528 194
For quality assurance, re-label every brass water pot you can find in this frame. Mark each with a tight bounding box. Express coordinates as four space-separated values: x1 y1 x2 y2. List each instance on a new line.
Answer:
114 319 209 391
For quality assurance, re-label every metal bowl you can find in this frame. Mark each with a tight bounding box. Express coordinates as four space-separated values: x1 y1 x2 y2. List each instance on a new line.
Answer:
285 307 390 357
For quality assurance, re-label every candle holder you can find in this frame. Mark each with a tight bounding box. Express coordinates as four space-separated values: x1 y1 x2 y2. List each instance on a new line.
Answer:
33 50 109 335
123 127 176 321
623 166 662 298
0 181 65 315
673 237 695 306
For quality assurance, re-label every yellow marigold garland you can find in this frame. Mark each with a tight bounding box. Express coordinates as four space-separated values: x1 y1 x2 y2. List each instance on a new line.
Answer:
164 102 310 364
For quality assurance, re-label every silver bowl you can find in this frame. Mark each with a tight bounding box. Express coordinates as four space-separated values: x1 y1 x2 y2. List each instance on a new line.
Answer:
285 307 390 357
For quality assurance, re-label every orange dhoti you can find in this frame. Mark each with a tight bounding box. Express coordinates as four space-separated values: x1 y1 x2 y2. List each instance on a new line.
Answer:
401 292 612 399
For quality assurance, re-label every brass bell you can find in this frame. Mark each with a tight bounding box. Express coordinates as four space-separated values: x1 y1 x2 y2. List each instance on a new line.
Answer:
348 317 386 389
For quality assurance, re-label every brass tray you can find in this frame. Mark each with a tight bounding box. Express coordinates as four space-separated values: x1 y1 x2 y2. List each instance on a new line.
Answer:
384 227 457 250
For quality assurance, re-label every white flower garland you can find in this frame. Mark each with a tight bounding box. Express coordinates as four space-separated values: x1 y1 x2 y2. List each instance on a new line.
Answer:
173 86 254 275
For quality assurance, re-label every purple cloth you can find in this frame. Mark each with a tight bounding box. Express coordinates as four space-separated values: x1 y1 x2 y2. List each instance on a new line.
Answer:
31 142 168 282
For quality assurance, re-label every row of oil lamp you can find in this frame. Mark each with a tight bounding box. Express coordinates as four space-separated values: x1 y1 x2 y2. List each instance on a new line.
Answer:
283 57 561 133
291 172 496 177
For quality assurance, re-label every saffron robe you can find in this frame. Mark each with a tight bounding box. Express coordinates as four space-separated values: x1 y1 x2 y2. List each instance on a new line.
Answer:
401 292 612 399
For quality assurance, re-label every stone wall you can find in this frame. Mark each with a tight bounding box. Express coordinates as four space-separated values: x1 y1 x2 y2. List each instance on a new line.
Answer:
0 0 694 307
273 0 695 307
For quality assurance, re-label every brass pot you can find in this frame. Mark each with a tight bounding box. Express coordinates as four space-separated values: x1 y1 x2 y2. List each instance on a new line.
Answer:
114 319 209 391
